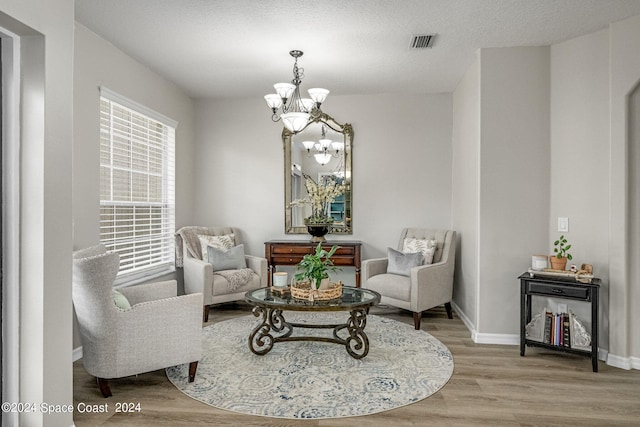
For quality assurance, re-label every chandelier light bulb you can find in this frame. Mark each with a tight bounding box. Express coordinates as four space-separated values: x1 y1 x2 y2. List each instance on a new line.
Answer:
281 112 310 133
318 139 332 150
314 153 332 165
298 98 315 113
264 94 283 110
274 83 295 101
308 88 330 105
302 140 316 151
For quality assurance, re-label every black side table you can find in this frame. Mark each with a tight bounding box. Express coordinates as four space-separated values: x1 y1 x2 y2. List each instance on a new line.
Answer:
519 272 600 372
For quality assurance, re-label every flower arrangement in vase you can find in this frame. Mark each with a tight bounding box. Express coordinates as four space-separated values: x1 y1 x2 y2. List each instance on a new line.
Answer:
290 173 345 241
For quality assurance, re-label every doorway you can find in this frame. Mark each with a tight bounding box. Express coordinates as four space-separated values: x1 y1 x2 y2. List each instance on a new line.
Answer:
1 27 20 424
629 83 640 358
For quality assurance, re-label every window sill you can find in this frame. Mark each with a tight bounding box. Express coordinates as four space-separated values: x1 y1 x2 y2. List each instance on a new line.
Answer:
114 266 176 289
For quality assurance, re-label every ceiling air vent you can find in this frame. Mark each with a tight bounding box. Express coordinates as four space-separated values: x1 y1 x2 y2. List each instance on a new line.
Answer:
410 34 436 49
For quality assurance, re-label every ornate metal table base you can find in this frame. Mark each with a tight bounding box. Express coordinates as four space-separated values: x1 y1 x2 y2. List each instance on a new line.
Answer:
249 307 370 359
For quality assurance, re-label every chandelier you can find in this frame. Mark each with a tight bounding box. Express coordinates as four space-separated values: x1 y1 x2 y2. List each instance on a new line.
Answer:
264 50 329 133
301 125 344 165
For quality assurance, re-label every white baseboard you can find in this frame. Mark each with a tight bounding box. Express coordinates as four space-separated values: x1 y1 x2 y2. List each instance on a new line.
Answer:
73 346 83 362
451 301 518 345
473 332 520 345
606 353 640 370
451 301 475 335
598 349 609 363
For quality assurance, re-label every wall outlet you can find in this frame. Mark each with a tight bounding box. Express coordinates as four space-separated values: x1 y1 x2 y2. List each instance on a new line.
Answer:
558 217 569 232
558 303 568 313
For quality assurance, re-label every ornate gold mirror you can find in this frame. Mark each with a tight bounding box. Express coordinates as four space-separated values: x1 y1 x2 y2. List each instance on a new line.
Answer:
284 113 353 235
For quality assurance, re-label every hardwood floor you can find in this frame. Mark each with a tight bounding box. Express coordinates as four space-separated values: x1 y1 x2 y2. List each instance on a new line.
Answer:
73 303 640 426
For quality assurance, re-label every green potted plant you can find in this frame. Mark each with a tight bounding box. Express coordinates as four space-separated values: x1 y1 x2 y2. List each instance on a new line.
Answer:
295 243 341 289
550 235 572 270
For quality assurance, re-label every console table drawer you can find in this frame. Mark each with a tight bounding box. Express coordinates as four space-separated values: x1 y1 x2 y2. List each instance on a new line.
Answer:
271 255 357 265
271 256 304 264
527 282 589 299
272 246 355 255
331 257 359 266
265 240 362 287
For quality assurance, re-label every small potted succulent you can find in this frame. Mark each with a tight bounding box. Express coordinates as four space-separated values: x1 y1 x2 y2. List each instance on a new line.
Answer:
295 243 340 290
550 235 572 270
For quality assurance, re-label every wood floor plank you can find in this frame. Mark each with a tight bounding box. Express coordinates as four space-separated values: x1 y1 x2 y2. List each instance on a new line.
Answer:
73 303 640 426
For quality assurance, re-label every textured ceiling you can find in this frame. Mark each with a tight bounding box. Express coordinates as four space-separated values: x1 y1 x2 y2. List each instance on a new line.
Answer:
75 0 640 99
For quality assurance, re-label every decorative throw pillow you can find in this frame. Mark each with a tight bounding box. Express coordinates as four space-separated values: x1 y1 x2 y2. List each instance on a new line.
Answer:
386 247 424 277
113 290 131 310
403 238 437 264
197 234 235 260
207 243 247 272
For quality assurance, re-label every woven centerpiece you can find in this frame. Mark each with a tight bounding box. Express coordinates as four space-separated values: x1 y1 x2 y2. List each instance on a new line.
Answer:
291 280 342 301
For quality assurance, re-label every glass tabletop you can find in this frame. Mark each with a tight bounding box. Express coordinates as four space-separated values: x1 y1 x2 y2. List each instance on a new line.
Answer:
245 286 381 311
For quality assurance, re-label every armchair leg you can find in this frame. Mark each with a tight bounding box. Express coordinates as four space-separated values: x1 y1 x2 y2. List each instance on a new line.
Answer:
203 305 210 323
413 312 422 330
188 361 199 383
445 302 453 319
97 377 112 398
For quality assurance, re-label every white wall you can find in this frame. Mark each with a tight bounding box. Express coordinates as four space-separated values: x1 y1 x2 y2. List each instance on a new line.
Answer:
478 47 550 338
608 14 640 368
193 93 454 264
73 23 197 248
452 55 480 327
0 1 74 426
550 29 611 352
550 29 610 283
72 23 196 346
531 14 640 368
452 47 551 341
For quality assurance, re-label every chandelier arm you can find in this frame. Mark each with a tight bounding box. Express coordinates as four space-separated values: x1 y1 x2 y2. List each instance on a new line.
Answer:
266 50 327 132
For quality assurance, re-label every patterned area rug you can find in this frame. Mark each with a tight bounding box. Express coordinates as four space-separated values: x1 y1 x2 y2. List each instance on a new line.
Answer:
166 312 454 419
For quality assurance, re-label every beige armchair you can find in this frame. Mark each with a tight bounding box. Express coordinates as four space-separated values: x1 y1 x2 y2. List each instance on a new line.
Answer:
362 228 456 330
176 226 268 322
72 245 202 397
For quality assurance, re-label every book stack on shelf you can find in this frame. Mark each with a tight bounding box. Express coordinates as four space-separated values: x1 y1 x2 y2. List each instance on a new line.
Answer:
525 308 592 351
543 311 571 347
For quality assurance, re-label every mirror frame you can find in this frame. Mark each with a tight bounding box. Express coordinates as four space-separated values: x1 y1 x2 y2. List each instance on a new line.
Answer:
283 112 353 235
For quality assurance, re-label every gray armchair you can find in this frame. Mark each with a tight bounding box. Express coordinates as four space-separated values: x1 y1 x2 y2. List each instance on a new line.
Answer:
72 245 202 397
176 226 268 322
362 228 456 330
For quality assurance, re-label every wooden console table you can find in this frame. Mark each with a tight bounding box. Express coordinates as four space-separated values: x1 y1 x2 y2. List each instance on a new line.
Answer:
265 240 362 287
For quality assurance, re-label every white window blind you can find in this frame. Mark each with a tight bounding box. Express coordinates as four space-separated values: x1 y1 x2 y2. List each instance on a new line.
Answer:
99 88 176 283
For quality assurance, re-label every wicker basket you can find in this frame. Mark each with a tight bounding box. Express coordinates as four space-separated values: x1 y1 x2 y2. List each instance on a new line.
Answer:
290 280 343 301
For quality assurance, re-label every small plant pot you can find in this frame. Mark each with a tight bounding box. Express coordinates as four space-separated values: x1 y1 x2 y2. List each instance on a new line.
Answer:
317 278 331 290
549 256 568 271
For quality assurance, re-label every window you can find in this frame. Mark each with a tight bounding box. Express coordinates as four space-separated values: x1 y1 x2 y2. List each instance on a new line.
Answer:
99 88 176 283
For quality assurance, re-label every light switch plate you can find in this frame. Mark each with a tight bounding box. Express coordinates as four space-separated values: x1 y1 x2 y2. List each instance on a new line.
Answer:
558 303 568 313
558 217 569 232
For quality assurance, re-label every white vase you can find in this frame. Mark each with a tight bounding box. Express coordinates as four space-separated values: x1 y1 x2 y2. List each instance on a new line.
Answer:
317 278 331 290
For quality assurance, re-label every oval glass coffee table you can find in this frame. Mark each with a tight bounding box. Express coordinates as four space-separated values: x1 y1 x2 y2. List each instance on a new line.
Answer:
245 286 381 359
